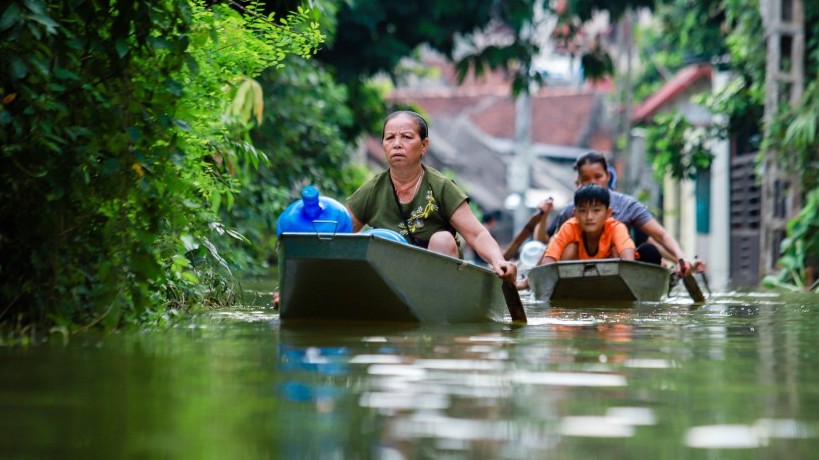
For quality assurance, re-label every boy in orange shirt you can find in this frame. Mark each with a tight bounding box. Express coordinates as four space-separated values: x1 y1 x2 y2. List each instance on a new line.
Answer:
516 184 635 290
541 184 636 263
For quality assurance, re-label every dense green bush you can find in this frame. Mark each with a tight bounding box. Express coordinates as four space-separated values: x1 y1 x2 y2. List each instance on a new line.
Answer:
0 0 322 331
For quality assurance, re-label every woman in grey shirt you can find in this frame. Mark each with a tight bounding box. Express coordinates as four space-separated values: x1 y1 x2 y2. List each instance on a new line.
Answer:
541 151 703 277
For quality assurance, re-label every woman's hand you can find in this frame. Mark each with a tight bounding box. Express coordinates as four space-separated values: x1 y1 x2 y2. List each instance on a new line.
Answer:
678 258 707 277
491 259 518 283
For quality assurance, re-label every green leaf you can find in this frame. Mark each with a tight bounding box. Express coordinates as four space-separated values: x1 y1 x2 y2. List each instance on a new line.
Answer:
211 191 221 213
101 158 121 176
54 67 80 80
149 36 172 50
165 78 183 96
24 0 46 15
185 55 199 75
171 254 191 268
115 39 129 58
10 57 27 78
0 4 22 31
29 13 59 34
181 234 199 251
201 238 231 274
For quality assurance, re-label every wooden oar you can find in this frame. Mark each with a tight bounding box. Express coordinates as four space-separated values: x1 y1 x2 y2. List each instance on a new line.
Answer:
678 258 706 303
501 281 527 323
498 209 549 324
502 210 544 261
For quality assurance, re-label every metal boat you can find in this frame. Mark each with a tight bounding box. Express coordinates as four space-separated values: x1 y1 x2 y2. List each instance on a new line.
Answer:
526 259 670 302
277 233 507 323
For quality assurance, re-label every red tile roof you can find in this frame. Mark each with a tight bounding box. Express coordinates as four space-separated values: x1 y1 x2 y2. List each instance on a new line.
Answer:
388 50 612 151
631 64 712 123
391 88 610 149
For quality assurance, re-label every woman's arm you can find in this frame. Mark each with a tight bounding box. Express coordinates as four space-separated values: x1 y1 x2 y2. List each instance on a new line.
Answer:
346 205 365 232
638 218 696 275
450 203 517 283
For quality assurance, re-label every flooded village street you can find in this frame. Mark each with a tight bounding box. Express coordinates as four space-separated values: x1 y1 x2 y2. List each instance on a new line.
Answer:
2 287 817 459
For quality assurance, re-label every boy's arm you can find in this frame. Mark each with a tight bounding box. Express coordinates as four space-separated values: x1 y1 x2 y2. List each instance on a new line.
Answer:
611 221 636 260
540 221 573 264
540 255 558 265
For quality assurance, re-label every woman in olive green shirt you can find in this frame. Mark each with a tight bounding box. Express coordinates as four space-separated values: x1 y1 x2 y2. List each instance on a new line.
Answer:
347 111 517 284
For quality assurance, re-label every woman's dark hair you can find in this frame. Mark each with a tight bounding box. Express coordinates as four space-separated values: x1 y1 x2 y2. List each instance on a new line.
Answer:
382 110 429 140
574 184 610 208
574 151 608 172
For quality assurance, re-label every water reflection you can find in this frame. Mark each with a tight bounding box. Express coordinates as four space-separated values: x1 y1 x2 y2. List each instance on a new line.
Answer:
685 418 815 448
1 291 818 458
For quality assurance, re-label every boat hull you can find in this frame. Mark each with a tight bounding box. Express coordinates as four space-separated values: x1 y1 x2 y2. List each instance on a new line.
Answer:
527 259 670 302
278 233 507 323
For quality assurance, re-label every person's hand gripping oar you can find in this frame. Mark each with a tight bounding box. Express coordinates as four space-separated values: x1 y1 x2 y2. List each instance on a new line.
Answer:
678 258 706 304
489 256 526 323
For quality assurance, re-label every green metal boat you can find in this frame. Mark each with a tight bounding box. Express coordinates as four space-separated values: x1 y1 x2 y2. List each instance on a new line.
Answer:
526 259 671 303
277 233 508 323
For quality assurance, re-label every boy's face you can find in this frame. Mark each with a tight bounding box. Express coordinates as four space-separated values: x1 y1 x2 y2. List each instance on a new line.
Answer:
574 200 612 234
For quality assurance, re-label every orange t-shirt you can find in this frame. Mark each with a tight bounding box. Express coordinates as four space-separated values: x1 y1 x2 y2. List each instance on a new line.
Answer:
544 217 636 261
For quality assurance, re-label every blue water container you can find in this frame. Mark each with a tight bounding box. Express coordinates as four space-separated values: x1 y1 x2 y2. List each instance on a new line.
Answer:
362 228 408 244
276 185 353 236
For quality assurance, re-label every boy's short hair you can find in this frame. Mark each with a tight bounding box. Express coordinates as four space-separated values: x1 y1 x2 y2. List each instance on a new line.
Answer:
574 184 610 208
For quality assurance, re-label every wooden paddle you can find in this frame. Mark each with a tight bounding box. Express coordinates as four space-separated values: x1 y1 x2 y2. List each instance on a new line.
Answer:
501 281 527 323
678 258 706 303
502 210 544 261
498 208 550 324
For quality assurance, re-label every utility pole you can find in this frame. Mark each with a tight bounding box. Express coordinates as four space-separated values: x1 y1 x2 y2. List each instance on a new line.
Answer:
509 92 533 233
759 0 804 278
618 9 635 193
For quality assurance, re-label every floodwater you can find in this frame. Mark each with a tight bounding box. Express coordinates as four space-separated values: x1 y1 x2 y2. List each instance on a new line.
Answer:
1 281 818 459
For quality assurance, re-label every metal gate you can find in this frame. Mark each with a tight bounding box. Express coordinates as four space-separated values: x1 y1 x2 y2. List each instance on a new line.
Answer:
730 154 761 286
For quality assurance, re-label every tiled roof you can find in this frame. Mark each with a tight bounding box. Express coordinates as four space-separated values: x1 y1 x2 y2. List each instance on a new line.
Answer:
631 63 712 123
391 89 610 149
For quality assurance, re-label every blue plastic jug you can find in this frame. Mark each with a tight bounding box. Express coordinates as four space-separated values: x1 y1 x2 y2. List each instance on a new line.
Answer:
276 185 353 236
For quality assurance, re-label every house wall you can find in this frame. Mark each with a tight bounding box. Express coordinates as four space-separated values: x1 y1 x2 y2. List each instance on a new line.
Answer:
704 71 732 291
631 67 733 290
661 176 697 261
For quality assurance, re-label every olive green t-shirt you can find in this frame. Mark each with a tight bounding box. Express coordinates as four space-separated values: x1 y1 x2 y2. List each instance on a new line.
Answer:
347 166 469 246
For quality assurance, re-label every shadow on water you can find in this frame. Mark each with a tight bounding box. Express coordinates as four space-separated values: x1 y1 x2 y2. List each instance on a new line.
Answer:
1 284 818 459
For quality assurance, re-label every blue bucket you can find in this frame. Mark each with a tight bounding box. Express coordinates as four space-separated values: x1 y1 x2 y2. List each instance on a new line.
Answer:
362 228 408 244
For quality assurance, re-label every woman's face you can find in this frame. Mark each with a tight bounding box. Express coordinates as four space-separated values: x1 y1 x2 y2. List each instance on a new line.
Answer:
382 114 428 168
576 162 610 189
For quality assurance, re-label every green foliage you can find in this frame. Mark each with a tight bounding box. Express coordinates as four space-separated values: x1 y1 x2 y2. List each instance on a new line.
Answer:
763 80 819 194
644 112 713 180
174 1 323 216
634 0 728 101
218 56 360 270
1 0 194 330
454 0 548 95
0 0 323 332
580 41 614 82
763 188 819 292
723 0 766 84
318 0 493 81
313 0 497 138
